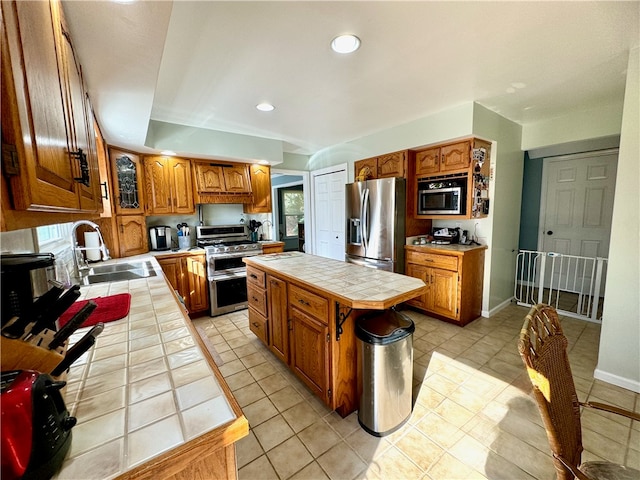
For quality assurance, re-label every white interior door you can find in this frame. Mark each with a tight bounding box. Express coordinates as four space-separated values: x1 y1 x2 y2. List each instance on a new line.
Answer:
312 166 346 261
539 150 617 291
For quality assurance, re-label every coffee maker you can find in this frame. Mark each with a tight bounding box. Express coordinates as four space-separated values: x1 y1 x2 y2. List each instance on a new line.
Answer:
0 253 56 326
149 226 171 251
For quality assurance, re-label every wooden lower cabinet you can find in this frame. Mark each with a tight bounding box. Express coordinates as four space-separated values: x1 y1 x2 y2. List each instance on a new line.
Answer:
267 275 289 364
158 253 209 315
185 254 208 314
246 265 358 416
261 242 284 254
405 246 486 326
290 307 330 401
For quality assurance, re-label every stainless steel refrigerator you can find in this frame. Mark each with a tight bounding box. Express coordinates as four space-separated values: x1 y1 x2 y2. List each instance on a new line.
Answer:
345 177 406 273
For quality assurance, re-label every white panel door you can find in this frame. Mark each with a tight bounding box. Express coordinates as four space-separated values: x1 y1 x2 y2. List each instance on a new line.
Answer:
540 151 617 291
313 169 346 261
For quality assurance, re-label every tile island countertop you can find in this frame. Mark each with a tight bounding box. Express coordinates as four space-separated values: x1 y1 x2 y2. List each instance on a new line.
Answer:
54 256 248 480
244 252 427 309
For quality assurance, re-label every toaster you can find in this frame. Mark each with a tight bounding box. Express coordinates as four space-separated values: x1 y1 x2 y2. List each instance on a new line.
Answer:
1 370 76 480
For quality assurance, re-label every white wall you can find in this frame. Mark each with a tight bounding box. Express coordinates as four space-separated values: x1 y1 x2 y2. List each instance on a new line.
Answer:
595 47 640 393
471 105 524 313
306 103 474 173
521 102 624 151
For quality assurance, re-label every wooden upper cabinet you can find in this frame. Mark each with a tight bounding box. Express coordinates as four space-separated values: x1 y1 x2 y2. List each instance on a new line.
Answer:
223 165 252 193
377 151 406 178
415 147 440 176
415 141 471 177
244 164 272 213
194 162 251 194
441 141 471 172
195 163 226 193
170 157 194 213
144 156 194 215
354 150 406 180
192 160 253 204
354 158 377 180
58 14 100 212
110 148 145 215
1 0 100 212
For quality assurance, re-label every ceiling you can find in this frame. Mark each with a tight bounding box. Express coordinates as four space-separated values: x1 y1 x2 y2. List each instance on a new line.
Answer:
63 1 639 163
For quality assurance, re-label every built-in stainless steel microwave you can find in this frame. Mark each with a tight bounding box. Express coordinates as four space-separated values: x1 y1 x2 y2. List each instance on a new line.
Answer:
417 177 466 215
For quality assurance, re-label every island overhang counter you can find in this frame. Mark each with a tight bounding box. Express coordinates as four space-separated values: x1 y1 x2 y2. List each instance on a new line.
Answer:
243 252 426 417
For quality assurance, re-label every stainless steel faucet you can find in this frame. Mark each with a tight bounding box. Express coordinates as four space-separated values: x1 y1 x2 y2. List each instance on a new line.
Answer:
70 220 110 276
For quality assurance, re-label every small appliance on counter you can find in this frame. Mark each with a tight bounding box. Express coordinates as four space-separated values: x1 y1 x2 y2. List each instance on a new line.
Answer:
1 254 56 327
431 227 460 245
1 370 76 480
149 226 171 251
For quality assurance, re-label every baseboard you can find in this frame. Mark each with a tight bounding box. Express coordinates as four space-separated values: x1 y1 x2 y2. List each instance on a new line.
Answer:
593 368 640 394
482 296 515 318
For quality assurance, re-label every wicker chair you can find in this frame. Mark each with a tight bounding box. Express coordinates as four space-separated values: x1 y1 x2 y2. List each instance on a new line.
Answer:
518 304 640 480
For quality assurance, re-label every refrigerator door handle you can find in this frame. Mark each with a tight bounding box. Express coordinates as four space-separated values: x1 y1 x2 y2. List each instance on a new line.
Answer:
362 188 370 250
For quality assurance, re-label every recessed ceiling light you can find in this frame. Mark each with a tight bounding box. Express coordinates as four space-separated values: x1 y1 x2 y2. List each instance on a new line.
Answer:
160 150 176 156
256 103 275 112
331 34 360 54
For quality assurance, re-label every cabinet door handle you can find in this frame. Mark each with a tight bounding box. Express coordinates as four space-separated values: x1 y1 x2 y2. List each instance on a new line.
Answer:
100 182 109 200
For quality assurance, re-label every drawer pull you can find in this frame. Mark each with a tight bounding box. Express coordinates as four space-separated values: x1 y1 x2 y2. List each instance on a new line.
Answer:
252 322 260 328
250 274 258 279
252 296 258 301
298 298 310 306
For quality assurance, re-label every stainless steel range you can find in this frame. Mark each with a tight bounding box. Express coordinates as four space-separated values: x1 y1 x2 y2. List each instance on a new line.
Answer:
197 224 262 316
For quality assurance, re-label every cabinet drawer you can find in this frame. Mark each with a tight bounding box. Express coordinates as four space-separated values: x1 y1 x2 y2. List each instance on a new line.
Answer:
406 251 458 271
289 284 328 322
248 307 268 345
246 266 266 288
247 283 267 316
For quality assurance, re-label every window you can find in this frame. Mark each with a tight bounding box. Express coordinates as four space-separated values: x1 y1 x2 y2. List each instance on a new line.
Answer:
35 223 71 253
283 190 304 238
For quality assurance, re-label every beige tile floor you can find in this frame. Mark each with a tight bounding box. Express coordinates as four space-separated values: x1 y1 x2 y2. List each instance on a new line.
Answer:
192 304 639 480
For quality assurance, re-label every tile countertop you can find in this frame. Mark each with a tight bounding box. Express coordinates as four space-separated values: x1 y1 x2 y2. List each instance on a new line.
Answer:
244 252 427 309
54 256 247 480
405 243 488 255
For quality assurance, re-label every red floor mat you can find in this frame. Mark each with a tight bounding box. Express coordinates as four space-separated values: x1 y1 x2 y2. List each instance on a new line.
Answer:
58 293 131 329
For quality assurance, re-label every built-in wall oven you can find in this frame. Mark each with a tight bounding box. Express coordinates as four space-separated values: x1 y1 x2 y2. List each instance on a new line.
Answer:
197 225 262 316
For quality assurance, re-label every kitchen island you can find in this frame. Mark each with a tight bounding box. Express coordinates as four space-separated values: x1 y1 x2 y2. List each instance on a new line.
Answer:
243 252 426 416
55 256 248 480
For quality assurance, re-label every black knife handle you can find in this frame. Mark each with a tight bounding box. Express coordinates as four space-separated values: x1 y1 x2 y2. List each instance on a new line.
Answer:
47 300 97 350
1 285 64 339
37 286 82 334
51 323 104 377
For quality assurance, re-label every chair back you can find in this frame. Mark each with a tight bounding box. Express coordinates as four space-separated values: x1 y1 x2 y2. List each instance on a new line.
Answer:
518 304 583 480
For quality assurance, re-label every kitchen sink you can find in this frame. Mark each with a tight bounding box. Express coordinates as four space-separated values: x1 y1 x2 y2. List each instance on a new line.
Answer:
86 261 154 275
76 261 157 285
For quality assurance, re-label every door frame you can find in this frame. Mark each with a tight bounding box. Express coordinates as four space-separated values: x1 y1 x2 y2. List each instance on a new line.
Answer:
310 163 347 258
271 169 311 251
537 148 619 252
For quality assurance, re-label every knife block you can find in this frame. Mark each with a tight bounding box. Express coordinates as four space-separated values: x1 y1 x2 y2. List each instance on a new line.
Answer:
0 335 65 375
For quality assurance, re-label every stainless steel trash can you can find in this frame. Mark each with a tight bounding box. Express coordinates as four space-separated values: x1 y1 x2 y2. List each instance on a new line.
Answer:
355 308 415 437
